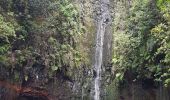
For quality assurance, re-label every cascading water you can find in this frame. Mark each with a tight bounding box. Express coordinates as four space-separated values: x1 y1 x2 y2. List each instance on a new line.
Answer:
94 0 111 100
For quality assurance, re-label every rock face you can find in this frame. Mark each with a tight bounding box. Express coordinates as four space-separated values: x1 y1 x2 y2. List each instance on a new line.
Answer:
0 0 113 99
1 0 170 100
71 0 113 100
92 0 112 100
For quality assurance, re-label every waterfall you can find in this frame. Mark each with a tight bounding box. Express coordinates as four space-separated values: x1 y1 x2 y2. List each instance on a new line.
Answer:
94 0 111 100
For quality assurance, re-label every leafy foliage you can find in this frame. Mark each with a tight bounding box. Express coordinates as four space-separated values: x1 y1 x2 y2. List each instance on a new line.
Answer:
0 14 17 65
113 0 170 87
0 0 83 81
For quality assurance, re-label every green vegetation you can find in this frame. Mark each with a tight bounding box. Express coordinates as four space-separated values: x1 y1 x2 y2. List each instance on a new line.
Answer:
0 0 169 98
113 0 170 87
0 0 83 80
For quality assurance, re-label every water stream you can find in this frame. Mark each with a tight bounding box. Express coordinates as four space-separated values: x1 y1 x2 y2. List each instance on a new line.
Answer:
94 0 111 100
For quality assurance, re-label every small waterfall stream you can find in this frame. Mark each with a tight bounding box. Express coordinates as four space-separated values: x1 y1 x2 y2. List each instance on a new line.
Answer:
94 0 111 100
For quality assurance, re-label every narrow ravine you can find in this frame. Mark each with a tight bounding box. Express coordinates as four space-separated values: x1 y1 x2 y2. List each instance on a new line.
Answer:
94 0 111 100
